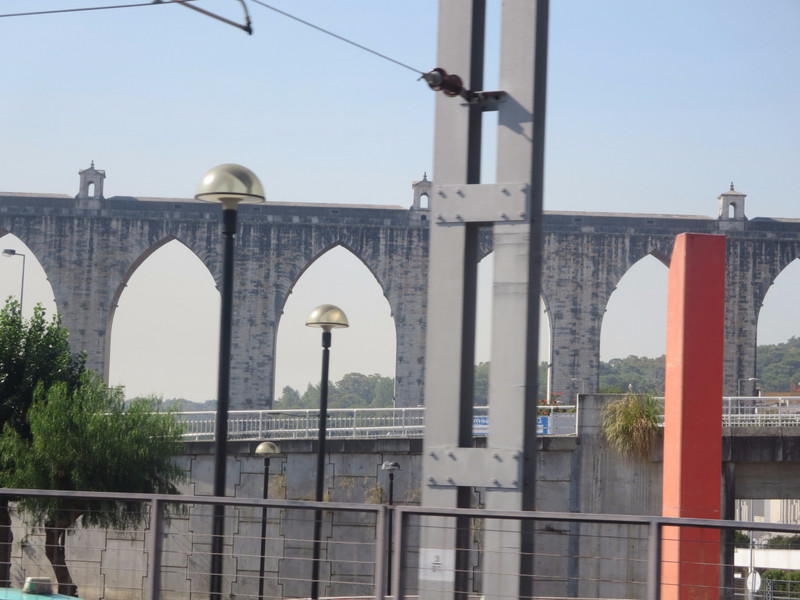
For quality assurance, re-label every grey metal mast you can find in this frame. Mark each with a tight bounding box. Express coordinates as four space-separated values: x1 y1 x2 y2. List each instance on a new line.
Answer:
420 1 549 599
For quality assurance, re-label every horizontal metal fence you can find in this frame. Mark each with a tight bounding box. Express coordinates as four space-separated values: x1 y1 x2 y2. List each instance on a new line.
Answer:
392 506 800 600
177 405 576 442
3 488 800 600
177 396 800 442
723 397 800 427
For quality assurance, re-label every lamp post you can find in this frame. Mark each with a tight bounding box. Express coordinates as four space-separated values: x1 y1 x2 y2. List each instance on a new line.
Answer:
255 441 280 600
195 164 265 600
2 249 26 313
381 460 400 596
306 304 349 600
738 377 760 397
570 377 585 401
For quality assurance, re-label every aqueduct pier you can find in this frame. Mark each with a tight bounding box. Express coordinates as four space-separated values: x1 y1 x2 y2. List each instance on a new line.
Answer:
1 167 799 407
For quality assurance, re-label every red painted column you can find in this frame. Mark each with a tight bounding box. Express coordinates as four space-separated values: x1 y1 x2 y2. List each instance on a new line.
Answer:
662 233 726 600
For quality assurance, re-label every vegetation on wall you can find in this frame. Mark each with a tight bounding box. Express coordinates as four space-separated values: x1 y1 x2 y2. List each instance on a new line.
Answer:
601 393 663 458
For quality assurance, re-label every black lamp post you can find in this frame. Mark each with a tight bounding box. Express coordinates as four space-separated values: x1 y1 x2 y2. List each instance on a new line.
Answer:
255 441 280 600
2 249 26 313
381 460 400 595
195 164 265 600
306 304 349 600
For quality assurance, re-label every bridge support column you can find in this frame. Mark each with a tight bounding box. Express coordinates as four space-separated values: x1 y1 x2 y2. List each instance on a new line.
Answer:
662 233 726 600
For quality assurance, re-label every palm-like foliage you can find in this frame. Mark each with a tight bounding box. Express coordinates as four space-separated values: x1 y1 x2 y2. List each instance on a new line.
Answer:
602 393 663 458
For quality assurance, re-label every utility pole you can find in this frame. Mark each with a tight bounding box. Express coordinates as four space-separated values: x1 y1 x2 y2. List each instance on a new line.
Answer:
420 2 550 599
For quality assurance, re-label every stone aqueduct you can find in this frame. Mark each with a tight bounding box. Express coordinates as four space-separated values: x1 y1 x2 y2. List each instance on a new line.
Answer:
1 166 799 407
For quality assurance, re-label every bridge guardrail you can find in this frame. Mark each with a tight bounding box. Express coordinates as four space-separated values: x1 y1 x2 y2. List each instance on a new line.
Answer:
177 404 576 442
177 396 800 442
723 396 800 427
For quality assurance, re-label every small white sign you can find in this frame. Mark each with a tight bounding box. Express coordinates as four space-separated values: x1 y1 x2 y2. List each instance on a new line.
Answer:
419 548 455 582
746 570 761 593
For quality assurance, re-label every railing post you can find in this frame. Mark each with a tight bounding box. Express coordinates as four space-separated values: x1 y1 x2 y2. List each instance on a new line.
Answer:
391 507 405 600
647 519 662 600
145 497 164 600
374 505 387 600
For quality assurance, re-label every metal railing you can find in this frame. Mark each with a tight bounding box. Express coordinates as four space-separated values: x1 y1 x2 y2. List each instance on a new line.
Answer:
178 405 577 442
723 397 800 427
177 396 800 442
2 487 800 600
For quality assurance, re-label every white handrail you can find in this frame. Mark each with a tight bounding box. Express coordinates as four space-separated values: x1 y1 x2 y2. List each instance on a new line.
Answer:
175 397 800 442
176 404 576 441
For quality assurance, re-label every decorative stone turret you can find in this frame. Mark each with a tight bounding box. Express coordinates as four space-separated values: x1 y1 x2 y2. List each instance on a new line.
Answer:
77 162 106 200
718 182 747 221
410 173 431 222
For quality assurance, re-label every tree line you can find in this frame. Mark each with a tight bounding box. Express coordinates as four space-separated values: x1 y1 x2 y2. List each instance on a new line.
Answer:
274 335 800 410
598 336 800 395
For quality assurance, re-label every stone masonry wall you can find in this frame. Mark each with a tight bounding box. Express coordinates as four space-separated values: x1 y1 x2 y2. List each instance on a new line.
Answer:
4 191 800 407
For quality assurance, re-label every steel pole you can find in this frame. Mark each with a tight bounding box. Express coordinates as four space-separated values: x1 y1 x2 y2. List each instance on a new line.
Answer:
210 207 237 600
387 472 394 596
311 330 332 600
258 457 270 600
18 253 25 314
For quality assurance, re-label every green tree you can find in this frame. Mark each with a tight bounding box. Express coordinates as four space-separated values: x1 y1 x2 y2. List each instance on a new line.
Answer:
474 363 490 406
757 337 800 393
766 534 800 549
473 362 548 404
0 373 184 596
371 376 394 408
0 301 86 587
276 385 302 408
599 355 665 395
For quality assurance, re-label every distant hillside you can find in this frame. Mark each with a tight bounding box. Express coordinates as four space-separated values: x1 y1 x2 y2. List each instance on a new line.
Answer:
153 338 800 411
161 398 217 412
756 336 800 393
595 336 800 396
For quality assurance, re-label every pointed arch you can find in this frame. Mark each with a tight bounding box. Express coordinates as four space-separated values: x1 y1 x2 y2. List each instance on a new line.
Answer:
0 231 57 318
106 237 219 401
273 244 396 404
600 253 669 390
277 241 388 316
757 258 800 392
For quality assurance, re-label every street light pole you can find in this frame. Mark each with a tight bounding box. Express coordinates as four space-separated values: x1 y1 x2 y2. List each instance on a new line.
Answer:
2 249 26 313
306 304 349 600
381 460 400 596
738 377 760 397
255 441 280 600
195 164 265 600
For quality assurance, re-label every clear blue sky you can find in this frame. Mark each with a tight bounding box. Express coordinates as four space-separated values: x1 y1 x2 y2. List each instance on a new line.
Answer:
2 1 800 402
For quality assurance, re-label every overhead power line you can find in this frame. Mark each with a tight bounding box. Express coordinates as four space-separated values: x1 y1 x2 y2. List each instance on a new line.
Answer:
1 0 427 76
0 1 190 19
250 0 425 76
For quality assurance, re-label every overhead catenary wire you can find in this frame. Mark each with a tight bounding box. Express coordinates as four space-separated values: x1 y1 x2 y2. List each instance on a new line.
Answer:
0 0 428 78
249 0 425 76
0 0 195 19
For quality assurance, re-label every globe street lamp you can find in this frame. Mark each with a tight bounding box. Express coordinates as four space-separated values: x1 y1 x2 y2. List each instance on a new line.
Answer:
2 249 26 313
381 460 400 595
195 164 265 600
306 304 349 600
255 441 280 600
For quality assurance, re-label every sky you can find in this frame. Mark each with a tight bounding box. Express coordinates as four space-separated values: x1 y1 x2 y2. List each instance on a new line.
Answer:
1 1 800 402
